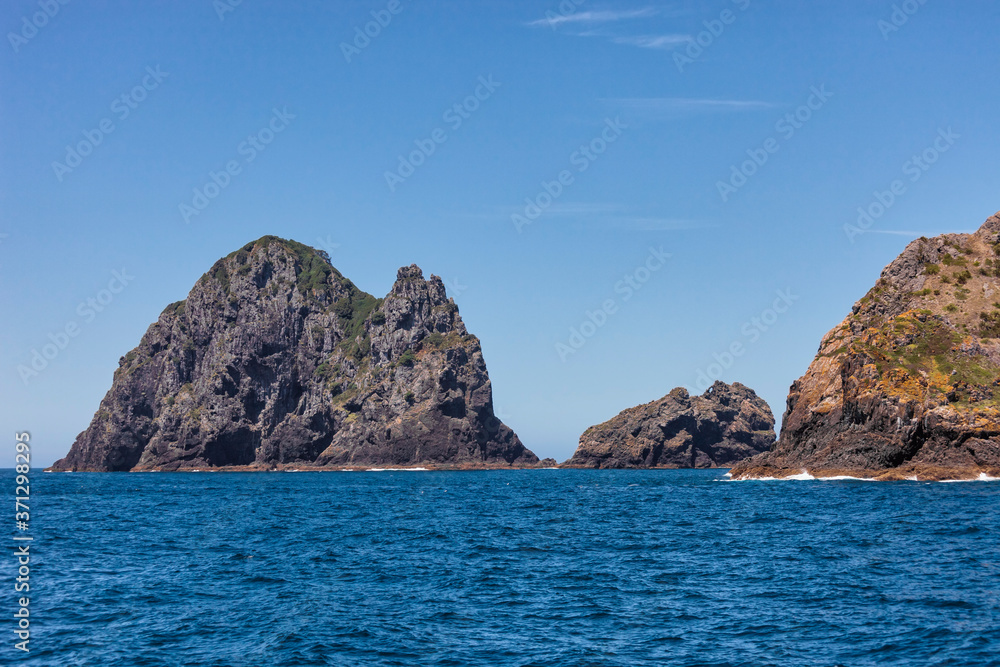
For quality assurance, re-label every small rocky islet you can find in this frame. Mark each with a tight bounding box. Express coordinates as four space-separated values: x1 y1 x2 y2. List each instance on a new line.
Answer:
53 214 1000 478
51 236 543 472
564 382 775 469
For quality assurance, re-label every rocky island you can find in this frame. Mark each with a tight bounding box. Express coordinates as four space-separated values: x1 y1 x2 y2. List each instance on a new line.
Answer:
564 382 775 468
732 212 1000 481
50 236 540 471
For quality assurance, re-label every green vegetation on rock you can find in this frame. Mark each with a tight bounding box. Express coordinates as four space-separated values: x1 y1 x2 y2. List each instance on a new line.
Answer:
208 261 230 292
163 301 186 317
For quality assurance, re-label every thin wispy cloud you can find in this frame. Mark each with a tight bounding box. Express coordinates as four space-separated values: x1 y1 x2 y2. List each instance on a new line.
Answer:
527 8 658 28
861 230 973 237
612 34 691 49
610 217 716 231
536 203 627 217
602 98 773 119
475 204 712 232
526 6 695 52
473 203 627 221
609 98 772 111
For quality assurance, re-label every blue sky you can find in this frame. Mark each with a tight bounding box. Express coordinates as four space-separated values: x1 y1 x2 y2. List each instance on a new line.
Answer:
3 0 999 466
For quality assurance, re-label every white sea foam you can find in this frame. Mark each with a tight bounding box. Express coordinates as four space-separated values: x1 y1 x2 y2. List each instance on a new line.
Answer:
366 467 431 472
815 475 877 482
732 471 997 483
940 473 1000 483
728 470 816 481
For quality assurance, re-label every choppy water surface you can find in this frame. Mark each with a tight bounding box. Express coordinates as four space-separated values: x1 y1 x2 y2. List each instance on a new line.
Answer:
6 470 999 666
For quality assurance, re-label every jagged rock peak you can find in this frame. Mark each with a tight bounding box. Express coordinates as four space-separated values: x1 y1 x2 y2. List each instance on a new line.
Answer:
975 210 1000 236
50 237 538 472
396 264 424 280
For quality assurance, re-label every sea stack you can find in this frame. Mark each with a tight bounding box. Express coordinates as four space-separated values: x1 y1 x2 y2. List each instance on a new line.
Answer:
50 236 538 471
731 212 1000 481
564 382 775 468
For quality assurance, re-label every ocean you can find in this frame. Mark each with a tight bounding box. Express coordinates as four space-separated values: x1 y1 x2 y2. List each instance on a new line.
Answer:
6 469 999 666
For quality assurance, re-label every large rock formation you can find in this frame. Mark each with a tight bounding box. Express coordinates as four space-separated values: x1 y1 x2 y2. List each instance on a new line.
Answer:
564 382 775 468
732 212 1000 481
51 236 538 471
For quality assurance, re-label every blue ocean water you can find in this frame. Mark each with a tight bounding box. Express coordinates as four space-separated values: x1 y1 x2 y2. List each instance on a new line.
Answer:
4 469 999 666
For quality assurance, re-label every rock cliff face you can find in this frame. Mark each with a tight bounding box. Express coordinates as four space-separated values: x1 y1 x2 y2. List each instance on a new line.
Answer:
51 237 538 471
732 212 1000 481
564 382 775 468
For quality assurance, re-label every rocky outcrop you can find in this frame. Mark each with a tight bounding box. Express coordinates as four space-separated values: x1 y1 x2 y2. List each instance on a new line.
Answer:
50 236 539 471
732 212 1000 481
564 382 775 468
